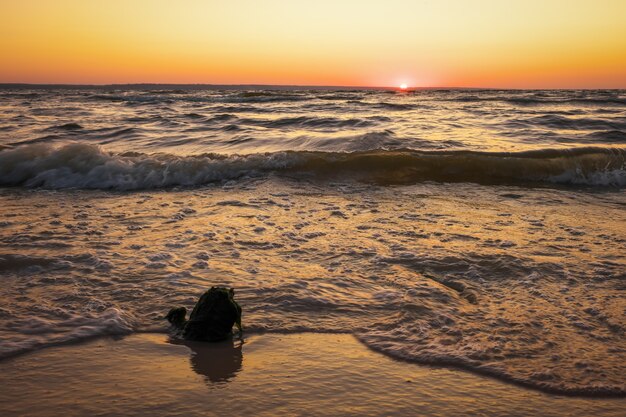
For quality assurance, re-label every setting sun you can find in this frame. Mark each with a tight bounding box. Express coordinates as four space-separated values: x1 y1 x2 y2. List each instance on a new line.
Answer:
1 0 625 87
399 83 408 90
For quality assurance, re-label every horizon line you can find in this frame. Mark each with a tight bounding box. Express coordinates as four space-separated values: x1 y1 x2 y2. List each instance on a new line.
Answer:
0 82 624 91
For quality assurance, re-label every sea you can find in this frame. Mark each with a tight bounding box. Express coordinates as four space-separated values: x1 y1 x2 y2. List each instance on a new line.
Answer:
0 86 624 396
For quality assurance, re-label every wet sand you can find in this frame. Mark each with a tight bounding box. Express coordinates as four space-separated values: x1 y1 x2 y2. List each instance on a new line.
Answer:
0 333 623 417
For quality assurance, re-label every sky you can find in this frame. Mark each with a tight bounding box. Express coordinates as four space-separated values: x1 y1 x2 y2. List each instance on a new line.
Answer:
1 0 625 88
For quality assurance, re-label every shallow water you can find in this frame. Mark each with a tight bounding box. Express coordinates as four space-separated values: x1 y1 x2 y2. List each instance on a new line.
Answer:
0 87 624 396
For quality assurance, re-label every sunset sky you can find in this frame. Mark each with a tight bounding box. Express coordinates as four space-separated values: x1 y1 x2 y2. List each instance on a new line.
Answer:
1 0 625 88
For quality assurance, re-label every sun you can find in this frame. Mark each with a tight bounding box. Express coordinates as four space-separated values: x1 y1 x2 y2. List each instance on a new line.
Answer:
399 83 408 90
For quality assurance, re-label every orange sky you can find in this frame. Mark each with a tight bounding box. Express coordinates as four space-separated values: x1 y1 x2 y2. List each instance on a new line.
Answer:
1 0 625 88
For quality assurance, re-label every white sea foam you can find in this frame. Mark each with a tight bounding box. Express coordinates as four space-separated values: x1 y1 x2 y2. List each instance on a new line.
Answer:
0 143 624 189
0 143 292 190
0 308 135 360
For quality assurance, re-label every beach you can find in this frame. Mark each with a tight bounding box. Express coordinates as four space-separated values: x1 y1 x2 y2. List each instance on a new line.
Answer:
1 333 624 416
0 88 625 414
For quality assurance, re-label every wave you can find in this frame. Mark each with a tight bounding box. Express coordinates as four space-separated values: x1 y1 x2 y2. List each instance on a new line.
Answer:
0 143 624 190
507 97 626 106
87 91 312 105
44 123 84 131
585 130 626 142
223 92 310 103
0 307 135 360
526 115 626 131
450 94 626 106
241 115 385 129
346 100 417 111
200 114 385 129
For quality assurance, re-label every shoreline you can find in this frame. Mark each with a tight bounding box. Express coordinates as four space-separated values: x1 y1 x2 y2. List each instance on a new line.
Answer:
3 329 624 399
0 333 624 417
356 334 626 399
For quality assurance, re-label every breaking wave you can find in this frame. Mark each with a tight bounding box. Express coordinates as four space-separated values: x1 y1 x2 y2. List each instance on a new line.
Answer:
0 307 135 360
451 94 626 107
0 143 624 189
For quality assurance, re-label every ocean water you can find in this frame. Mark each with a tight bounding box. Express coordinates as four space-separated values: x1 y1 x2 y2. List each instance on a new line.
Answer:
0 87 624 396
